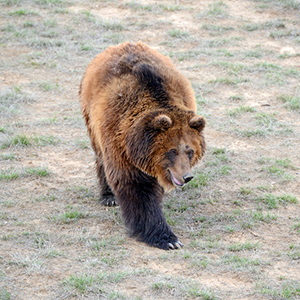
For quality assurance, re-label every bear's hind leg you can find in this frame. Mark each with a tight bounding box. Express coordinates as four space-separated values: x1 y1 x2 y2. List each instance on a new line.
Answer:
96 157 117 206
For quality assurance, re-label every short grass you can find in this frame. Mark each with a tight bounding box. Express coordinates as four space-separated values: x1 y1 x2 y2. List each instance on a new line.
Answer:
0 0 300 299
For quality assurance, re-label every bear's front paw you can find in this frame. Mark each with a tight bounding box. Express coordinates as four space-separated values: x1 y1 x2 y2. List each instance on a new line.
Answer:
168 240 183 250
101 194 118 206
152 234 184 250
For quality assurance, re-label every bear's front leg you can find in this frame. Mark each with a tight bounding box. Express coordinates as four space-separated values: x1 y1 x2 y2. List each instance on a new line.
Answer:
111 170 183 250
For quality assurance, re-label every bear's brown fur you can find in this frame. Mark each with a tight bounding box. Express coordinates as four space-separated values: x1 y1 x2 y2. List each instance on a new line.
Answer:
80 42 205 250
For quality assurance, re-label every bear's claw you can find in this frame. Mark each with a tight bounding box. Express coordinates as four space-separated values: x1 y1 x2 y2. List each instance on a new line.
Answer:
168 241 183 250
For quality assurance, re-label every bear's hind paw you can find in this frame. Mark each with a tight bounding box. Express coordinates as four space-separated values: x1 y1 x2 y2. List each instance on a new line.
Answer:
100 194 118 206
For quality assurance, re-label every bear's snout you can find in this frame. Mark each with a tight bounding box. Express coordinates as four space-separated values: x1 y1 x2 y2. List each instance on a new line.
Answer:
183 173 194 184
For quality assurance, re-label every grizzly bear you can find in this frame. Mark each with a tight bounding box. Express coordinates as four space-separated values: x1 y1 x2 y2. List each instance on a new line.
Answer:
79 42 205 250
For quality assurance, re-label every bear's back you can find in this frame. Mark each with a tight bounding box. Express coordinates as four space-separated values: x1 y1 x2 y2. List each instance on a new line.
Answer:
80 42 197 114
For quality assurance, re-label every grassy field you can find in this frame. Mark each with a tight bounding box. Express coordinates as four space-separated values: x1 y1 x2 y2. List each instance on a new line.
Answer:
0 0 300 299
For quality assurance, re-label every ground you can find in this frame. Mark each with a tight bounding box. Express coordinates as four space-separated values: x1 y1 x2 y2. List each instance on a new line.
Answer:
0 0 300 299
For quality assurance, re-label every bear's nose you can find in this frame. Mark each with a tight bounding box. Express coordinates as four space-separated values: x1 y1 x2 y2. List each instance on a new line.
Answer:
183 173 194 184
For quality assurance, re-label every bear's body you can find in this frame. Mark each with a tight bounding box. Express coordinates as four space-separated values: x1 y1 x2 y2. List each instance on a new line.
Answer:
80 42 205 250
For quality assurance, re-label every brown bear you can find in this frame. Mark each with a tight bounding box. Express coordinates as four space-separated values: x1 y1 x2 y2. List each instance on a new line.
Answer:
79 42 205 250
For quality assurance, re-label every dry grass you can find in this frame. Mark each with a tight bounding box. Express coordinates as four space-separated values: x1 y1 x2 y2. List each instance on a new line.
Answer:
0 0 300 299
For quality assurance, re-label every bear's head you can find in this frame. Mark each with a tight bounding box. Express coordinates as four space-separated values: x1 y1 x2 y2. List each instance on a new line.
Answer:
125 109 206 191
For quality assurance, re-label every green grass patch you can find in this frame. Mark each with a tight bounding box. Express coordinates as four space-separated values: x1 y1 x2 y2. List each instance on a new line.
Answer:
242 23 259 31
0 167 50 180
63 273 95 293
8 9 38 16
0 170 20 181
1 134 31 148
202 23 234 35
257 194 297 209
33 135 60 146
205 0 229 18
2 134 59 148
35 0 64 7
239 187 253 196
50 208 86 224
222 254 262 267
38 81 59 91
63 271 128 294
167 29 189 39
228 105 256 117
187 172 210 188
0 287 11 300
278 94 300 111
25 167 50 177
228 241 260 252
236 129 266 138
252 211 278 223
0 153 15 161
257 280 300 299
187 285 216 300
0 87 35 116
292 222 300 233
208 77 246 85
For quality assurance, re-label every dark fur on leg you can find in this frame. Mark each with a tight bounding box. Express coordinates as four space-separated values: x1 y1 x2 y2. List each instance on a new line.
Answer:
112 170 182 250
96 157 118 206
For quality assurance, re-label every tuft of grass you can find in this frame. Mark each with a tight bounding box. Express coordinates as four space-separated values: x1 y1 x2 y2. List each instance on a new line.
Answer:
0 287 11 300
236 129 266 138
205 0 229 18
33 135 59 146
292 222 300 233
222 254 262 268
38 81 59 91
187 172 210 188
35 0 64 7
208 77 246 85
229 95 244 101
211 148 226 155
25 167 50 177
0 153 15 161
8 9 38 16
1 134 31 148
257 194 297 209
0 166 50 181
228 105 256 117
0 87 35 116
242 23 259 31
99 20 125 31
239 187 253 196
252 211 278 223
2 134 59 148
50 208 86 224
0 170 20 181
202 24 234 35
187 284 216 300
278 95 300 111
167 29 189 39
257 280 300 299
63 274 95 294
228 241 260 252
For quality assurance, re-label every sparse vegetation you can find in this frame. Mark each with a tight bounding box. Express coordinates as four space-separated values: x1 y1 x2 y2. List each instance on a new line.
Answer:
0 0 299 299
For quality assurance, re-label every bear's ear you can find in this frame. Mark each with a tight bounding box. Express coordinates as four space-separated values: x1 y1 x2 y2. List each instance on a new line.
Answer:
189 115 205 132
153 114 172 131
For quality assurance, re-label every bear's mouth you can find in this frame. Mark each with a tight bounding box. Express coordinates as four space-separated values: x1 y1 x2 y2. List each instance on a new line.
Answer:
168 170 184 187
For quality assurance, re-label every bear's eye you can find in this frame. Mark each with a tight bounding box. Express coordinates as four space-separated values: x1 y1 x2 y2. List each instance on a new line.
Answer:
187 149 194 160
170 148 178 156
165 148 178 164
